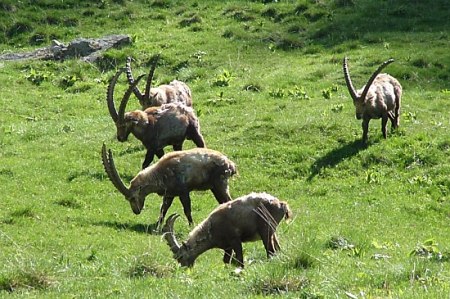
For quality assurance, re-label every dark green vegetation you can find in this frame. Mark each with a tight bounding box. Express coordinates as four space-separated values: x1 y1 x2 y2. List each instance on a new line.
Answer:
1 0 449 297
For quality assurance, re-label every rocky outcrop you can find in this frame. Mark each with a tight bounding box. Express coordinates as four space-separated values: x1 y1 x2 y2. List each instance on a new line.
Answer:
0 34 131 62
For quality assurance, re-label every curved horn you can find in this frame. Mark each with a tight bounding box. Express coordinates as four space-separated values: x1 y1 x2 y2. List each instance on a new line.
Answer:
143 54 160 102
343 57 358 101
101 143 132 198
359 58 394 101
106 68 125 123
117 74 146 123
162 214 181 253
125 56 144 101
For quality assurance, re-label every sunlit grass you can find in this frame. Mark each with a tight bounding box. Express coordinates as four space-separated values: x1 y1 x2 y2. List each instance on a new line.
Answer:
0 0 449 298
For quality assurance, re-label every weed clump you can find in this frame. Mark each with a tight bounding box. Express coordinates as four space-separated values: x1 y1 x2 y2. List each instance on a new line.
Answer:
249 275 309 296
179 15 202 27
0 271 54 293
6 21 32 38
128 255 174 278
292 253 315 269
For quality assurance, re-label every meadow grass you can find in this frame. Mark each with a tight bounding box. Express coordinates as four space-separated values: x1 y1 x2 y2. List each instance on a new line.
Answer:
0 0 449 298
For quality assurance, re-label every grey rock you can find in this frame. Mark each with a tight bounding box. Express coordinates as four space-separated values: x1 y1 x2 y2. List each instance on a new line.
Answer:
0 34 131 62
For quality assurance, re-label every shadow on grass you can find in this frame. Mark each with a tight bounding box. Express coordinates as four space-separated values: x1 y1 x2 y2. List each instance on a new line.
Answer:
307 139 370 181
92 220 159 235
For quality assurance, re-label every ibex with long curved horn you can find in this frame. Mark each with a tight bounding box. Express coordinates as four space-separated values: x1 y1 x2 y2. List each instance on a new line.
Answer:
343 57 402 143
106 68 205 169
101 144 236 228
163 192 292 268
126 56 192 109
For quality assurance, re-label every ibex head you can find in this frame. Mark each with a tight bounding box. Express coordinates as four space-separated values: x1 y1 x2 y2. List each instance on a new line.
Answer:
126 55 160 108
343 57 394 119
163 214 195 267
106 69 146 142
101 144 146 214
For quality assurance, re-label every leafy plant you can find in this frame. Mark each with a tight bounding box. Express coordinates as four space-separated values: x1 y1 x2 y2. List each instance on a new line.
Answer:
410 239 449 261
59 74 79 89
288 85 309 100
269 87 287 98
24 67 52 85
331 103 344 113
212 69 233 87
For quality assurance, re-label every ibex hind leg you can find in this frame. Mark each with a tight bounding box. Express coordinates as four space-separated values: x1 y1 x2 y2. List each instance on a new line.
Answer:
388 111 398 132
187 125 206 148
394 85 402 128
211 182 232 204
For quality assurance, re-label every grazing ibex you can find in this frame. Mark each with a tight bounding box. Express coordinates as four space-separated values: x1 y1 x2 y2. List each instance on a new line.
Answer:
101 144 236 228
107 68 206 169
126 56 193 109
343 57 402 143
163 192 292 268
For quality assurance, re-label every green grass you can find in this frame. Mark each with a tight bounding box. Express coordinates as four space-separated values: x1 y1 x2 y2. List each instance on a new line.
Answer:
0 0 449 298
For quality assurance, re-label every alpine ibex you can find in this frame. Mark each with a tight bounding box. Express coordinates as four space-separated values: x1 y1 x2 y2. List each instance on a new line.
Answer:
126 56 193 109
101 144 236 228
163 192 292 268
106 68 206 169
343 57 402 143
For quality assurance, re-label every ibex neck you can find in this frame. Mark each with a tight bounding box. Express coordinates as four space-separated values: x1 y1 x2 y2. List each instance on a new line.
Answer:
186 237 214 262
185 222 215 261
132 170 163 195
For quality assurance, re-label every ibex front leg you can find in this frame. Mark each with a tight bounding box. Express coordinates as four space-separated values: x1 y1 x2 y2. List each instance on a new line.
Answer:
381 115 389 139
179 193 194 225
362 118 370 143
157 195 175 229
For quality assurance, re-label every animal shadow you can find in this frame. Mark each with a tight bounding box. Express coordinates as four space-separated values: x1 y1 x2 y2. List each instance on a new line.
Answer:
93 220 160 235
307 139 371 181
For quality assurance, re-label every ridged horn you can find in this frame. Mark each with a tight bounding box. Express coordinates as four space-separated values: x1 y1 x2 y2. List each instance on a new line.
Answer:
106 68 125 123
359 59 394 101
117 74 146 123
101 143 132 198
125 56 144 101
343 57 358 101
162 214 181 253
143 54 160 102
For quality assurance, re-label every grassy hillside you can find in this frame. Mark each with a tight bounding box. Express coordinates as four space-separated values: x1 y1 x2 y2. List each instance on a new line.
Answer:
0 0 449 298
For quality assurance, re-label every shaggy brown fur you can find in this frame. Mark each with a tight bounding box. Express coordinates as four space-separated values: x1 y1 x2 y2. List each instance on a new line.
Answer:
343 57 402 143
126 56 192 108
102 146 237 228
106 69 205 169
163 192 292 268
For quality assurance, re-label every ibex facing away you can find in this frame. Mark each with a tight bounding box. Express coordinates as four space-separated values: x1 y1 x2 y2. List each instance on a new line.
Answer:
101 145 236 228
343 57 402 143
126 56 192 109
163 192 292 268
107 68 205 169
